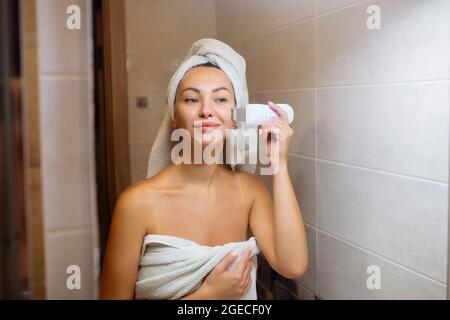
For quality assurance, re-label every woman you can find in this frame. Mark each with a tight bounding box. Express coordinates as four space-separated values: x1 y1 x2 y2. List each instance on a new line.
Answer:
99 39 308 300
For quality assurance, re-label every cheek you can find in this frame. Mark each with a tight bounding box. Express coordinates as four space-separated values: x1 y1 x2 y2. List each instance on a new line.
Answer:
175 107 196 127
218 107 234 125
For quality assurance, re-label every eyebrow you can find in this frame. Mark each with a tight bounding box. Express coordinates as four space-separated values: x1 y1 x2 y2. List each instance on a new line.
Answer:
181 87 231 94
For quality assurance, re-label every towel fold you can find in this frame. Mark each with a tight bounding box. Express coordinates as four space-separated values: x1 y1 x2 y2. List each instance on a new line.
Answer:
135 235 260 300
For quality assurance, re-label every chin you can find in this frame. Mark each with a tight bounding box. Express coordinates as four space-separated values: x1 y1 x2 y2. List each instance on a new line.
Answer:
194 136 224 146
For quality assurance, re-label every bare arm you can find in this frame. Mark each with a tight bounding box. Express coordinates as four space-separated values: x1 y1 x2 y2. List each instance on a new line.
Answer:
271 164 308 276
249 102 308 279
247 169 308 279
99 187 148 299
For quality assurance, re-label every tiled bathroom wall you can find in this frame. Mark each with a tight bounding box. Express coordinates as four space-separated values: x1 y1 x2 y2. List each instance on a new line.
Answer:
125 0 449 299
35 0 99 299
125 0 217 182
217 0 448 299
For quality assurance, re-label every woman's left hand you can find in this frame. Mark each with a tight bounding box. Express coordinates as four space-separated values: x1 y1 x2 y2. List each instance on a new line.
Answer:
260 101 294 168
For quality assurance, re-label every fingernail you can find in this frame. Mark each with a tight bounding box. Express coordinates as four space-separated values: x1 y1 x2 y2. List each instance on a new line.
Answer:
231 250 237 256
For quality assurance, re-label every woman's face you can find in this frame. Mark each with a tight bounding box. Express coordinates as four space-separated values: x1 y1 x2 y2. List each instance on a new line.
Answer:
173 66 237 146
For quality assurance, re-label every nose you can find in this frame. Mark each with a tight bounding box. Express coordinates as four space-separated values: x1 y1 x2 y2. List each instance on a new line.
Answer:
198 100 214 118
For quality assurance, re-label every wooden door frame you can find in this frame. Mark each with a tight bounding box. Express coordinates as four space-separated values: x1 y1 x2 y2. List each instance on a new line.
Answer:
93 0 130 265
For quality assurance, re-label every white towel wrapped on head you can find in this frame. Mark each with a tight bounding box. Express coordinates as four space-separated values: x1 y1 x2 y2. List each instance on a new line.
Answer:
146 38 257 179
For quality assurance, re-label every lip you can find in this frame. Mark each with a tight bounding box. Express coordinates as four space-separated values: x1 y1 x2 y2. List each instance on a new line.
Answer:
194 122 221 128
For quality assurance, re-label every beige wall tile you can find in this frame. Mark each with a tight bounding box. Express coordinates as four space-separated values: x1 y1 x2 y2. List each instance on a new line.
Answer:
317 0 450 85
130 141 153 183
125 0 217 48
45 231 95 299
128 91 166 142
317 82 449 182
216 0 314 45
36 0 89 74
287 154 316 226
238 21 315 91
318 231 447 299
318 161 448 283
317 0 366 15
251 90 316 156
40 78 93 231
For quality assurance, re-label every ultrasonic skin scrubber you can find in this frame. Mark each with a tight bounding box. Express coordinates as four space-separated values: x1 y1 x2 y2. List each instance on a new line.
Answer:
232 103 294 126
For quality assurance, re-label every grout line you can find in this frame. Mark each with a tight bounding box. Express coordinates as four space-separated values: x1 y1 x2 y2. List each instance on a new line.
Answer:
256 279 271 293
253 88 315 93
315 0 373 19
316 79 450 89
316 157 449 186
303 221 316 230
288 153 449 186
130 139 153 144
229 15 316 48
87 0 100 300
288 153 316 161
40 74 89 81
296 280 317 300
275 280 301 299
306 224 447 287
229 0 373 48
314 0 320 298
46 226 93 237
250 79 450 93
128 91 166 96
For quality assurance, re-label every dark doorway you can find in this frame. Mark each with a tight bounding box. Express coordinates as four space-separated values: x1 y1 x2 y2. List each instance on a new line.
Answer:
0 0 29 300
92 0 130 268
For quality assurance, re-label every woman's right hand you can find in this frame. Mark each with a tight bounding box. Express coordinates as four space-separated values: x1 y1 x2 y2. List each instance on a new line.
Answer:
199 247 255 300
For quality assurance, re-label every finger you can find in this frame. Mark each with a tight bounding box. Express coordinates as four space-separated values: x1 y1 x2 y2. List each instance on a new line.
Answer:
241 256 252 278
262 118 283 135
241 275 252 296
260 117 275 129
241 274 250 295
244 258 253 280
259 127 270 144
270 120 289 140
270 118 288 131
268 101 288 122
259 126 268 136
241 259 254 294
234 247 252 275
234 248 250 275
215 251 238 273
240 262 252 287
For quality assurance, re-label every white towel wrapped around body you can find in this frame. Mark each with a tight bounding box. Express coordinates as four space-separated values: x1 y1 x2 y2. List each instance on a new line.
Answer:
135 234 260 300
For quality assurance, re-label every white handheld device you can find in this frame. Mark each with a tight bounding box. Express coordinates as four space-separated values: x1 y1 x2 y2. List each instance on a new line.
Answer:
232 103 294 125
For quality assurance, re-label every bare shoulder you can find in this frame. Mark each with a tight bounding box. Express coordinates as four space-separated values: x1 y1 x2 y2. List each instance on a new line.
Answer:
231 170 271 203
113 178 162 232
116 180 154 211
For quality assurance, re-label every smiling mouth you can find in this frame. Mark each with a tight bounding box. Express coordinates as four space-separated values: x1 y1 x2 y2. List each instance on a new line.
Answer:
201 125 220 132
194 123 221 129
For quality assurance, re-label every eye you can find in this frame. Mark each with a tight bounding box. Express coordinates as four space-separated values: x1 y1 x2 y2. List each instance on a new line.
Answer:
216 98 228 103
185 98 199 104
